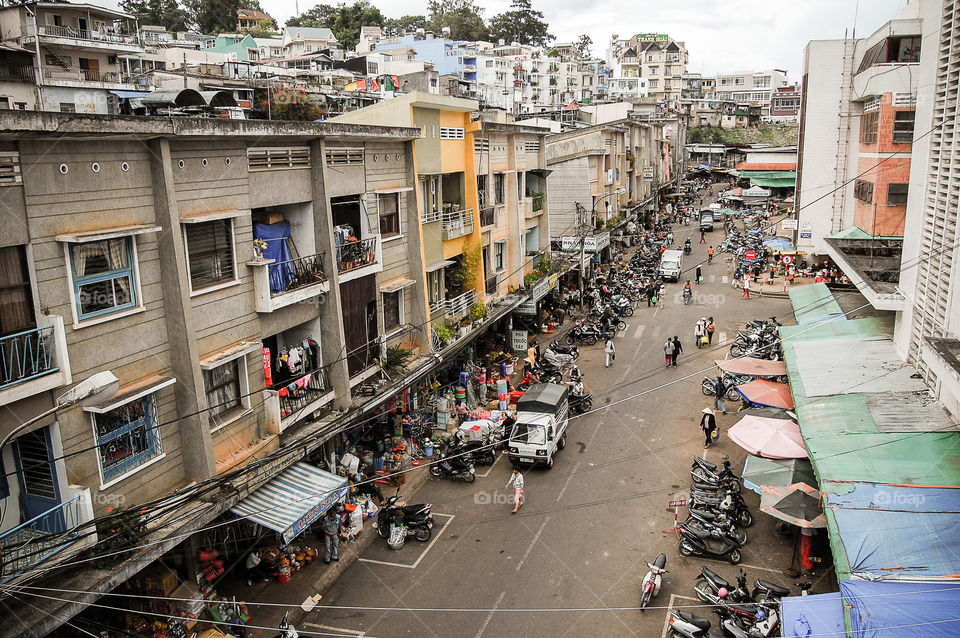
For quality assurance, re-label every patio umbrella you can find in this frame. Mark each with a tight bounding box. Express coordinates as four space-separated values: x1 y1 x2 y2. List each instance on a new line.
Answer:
760 483 826 528
715 357 787 377
742 455 816 494
728 416 807 459
736 379 794 410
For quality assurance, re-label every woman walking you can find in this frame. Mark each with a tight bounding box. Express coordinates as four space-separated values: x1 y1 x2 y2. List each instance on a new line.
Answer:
505 468 525 513
706 317 716 344
605 337 616 368
694 319 706 349
672 336 683 367
700 408 718 449
664 338 675 368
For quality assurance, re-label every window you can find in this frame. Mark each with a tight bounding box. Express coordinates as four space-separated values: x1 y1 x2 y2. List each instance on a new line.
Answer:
861 110 879 144
59 103 76 113
379 193 400 237
427 270 442 304
649 79 658 89
420 175 441 219
204 359 243 423
185 220 236 292
249 146 311 170
854 179 874 203
92 391 164 483
887 183 909 204
893 110 915 143
439 127 465 140
494 241 505 271
0 245 34 335
650 66 658 75
494 173 505 204
734 77 745 85
477 174 487 209
69 238 138 320
382 290 403 333
886 36 920 62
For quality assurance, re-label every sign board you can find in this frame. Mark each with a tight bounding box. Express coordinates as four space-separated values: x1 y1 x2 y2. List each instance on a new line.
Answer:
643 168 654 179
780 218 799 231
512 330 529 352
288 484 348 544
515 299 537 315
745 250 757 261
559 235 608 253
782 255 794 265
800 232 812 239
635 33 669 43
668 499 687 508
530 277 550 302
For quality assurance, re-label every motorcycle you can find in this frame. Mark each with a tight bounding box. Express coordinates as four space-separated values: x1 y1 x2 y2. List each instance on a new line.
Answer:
543 347 576 368
429 452 477 483
684 240 692 255
689 495 754 529
714 600 780 638
691 457 740 485
677 521 743 564
640 552 668 610
669 609 747 638
751 578 791 603
569 391 594 415
683 288 693 305
564 323 600 346
686 508 747 546
548 340 580 360
376 490 434 543
450 439 497 466
701 376 743 402
274 611 299 638
694 566 752 605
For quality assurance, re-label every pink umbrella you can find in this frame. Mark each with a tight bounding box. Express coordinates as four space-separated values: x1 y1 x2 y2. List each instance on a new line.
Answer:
728 415 808 459
735 379 794 409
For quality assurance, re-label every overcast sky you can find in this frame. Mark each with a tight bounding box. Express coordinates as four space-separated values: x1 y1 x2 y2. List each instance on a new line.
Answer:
259 0 910 79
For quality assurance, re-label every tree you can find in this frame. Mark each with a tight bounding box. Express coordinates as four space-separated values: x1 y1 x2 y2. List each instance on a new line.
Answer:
574 34 592 59
487 0 552 47
121 0 190 31
285 1 384 50
384 14 427 37
183 0 239 34
425 0 488 41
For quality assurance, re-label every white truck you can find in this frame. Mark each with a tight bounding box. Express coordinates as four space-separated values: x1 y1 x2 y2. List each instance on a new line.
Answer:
508 383 570 469
659 249 684 282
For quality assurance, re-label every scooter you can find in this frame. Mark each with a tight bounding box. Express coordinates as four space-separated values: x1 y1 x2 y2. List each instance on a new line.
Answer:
683 288 693 305
275 611 299 638
548 340 580 360
376 489 434 542
694 566 751 605
669 610 746 638
684 239 692 255
751 578 791 603
677 521 743 564
686 509 747 546
569 391 594 415
691 457 740 485
429 452 476 483
640 552 668 610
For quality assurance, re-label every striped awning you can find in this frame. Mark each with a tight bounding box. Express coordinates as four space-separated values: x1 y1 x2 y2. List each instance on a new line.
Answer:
231 462 348 543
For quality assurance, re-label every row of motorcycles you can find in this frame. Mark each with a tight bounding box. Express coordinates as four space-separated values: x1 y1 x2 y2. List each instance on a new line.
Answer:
728 316 783 361
677 457 753 565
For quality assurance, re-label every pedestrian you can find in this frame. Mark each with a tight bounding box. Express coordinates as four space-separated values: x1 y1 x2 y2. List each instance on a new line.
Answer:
605 337 616 368
700 230 706 244
707 245 715 263
505 467 524 513
696 263 703 284
555 304 565 326
647 282 655 307
321 507 341 564
707 317 716 344
664 338 675 367
245 549 269 586
713 375 728 414
741 277 751 300
672 335 682 367
788 264 796 284
600 315 610 339
700 408 718 449
694 319 706 348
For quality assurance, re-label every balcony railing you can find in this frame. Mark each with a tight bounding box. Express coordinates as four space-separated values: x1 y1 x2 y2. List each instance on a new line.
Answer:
530 193 544 212
0 495 84 584
421 209 441 224
445 289 476 318
337 237 378 273
479 207 496 227
250 252 330 313
42 66 147 86
24 23 141 47
441 208 474 240
277 367 330 422
0 65 35 81
1 325 58 391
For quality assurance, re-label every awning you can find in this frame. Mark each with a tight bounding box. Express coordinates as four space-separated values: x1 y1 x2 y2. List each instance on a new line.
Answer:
374 186 414 194
379 276 416 293
781 592 844 638
180 209 247 224
83 375 176 414
715 357 786 377
55 224 162 243
199 341 262 370
231 462 347 544
426 259 455 273
108 89 152 99
736 379 794 409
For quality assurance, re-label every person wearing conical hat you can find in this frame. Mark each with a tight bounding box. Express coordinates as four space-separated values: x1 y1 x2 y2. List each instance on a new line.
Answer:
700 407 718 449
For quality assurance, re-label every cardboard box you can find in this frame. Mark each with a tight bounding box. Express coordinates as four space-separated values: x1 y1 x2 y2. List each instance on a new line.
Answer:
138 565 179 597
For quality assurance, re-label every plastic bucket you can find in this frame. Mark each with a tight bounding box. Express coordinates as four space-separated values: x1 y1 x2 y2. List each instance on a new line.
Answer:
424 444 434 457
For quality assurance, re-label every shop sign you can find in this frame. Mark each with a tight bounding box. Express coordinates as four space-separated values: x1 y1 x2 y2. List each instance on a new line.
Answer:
595 231 611 251
515 300 537 315
530 277 550 301
780 219 798 231
643 168 654 179
287 484 348 543
512 329 529 352
635 33 669 42
560 236 581 252
548 273 559 290
800 232 812 239
244 447 304 493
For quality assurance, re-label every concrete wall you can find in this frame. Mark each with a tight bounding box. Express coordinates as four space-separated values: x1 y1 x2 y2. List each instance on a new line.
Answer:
546 156 591 238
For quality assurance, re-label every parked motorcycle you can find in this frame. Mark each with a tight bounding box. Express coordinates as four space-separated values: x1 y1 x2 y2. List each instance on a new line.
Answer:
701 376 743 402
429 452 477 483
564 323 600 346
686 509 747 546
376 490 434 544
569 391 594 415
548 340 580 360
694 566 752 605
751 578 791 603
450 439 497 466
669 609 748 638
691 457 740 485
640 552 668 610
677 521 743 564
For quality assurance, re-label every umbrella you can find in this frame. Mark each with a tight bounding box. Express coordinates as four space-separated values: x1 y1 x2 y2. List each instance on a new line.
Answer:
728 416 807 459
760 483 826 528
736 379 794 410
742 455 816 494
715 357 787 377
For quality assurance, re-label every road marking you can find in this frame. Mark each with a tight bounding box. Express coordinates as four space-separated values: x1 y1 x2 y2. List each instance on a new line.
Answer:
556 461 581 502
633 324 646 339
718 331 727 343
516 516 551 572
475 450 504 478
475 590 506 638
358 513 454 569
722 275 729 284
304 623 365 636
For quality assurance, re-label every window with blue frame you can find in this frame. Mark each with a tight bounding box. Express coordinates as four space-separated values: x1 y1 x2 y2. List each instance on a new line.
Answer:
93 392 162 483
70 238 137 320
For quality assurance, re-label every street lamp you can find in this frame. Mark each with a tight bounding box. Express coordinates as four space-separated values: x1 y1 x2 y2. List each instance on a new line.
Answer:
0 371 119 453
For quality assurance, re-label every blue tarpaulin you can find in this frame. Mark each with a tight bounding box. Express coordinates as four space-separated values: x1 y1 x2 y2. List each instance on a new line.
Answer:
781 592 844 638
253 221 295 294
840 580 960 637
825 483 960 580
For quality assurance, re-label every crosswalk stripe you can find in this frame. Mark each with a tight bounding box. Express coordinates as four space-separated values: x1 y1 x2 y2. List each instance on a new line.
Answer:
722 275 729 284
710 275 716 283
634 324 646 339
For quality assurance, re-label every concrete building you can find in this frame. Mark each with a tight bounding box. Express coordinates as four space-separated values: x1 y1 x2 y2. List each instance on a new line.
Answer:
236 8 275 31
607 33 688 106
372 34 478 85
770 84 801 122
282 26 339 56
714 69 790 115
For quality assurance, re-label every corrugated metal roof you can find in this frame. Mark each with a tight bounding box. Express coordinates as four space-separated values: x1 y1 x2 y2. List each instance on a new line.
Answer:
864 392 958 432
793 337 927 397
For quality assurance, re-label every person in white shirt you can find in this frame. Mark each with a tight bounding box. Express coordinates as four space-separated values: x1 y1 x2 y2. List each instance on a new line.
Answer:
604 338 616 368
505 468 525 513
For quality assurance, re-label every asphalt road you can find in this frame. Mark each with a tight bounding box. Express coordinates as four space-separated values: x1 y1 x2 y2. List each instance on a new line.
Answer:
302 205 830 637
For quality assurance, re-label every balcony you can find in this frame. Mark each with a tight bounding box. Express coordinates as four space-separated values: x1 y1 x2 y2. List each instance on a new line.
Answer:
264 367 334 433
0 492 95 585
41 66 152 90
442 208 474 240
0 64 35 82
249 253 330 313
479 207 496 228
524 193 545 218
21 23 143 53
0 316 72 408
430 289 476 319
336 235 382 283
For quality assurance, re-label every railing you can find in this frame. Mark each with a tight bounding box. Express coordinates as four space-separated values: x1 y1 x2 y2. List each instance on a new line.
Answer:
441 208 474 239
479 207 496 227
277 367 329 421
269 253 326 297
0 65 35 81
530 193 544 212
0 325 58 391
0 495 83 583
42 66 145 85
336 237 377 273
444 289 476 318
24 23 141 46
421 209 441 224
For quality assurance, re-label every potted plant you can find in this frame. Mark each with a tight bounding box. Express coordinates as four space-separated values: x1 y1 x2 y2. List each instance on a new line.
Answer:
384 344 413 372
252 238 268 261
468 301 488 325
433 322 454 346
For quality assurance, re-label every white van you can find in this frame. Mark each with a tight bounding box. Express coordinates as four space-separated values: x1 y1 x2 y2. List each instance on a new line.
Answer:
708 202 722 212
660 249 684 282
508 384 570 469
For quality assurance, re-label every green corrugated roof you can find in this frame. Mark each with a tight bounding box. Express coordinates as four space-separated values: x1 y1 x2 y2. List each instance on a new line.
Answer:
749 176 796 188
827 225 902 240
787 283 845 325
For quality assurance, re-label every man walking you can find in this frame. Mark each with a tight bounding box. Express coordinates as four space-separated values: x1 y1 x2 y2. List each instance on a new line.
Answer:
694 319 706 349
505 467 525 513
696 263 703 285
713 375 728 414
672 335 683 367
741 277 751 300
605 337 616 368
321 507 341 564
700 230 707 244
700 408 718 449
664 338 675 367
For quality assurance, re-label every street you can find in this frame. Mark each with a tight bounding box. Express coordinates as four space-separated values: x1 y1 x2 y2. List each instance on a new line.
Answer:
286 225 814 638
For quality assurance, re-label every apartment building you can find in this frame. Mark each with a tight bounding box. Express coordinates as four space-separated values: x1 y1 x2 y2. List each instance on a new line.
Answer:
770 85 801 122
372 34 478 87
714 69 790 116
0 112 427 632
281 26 338 56
0 2 151 113
607 33 688 106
